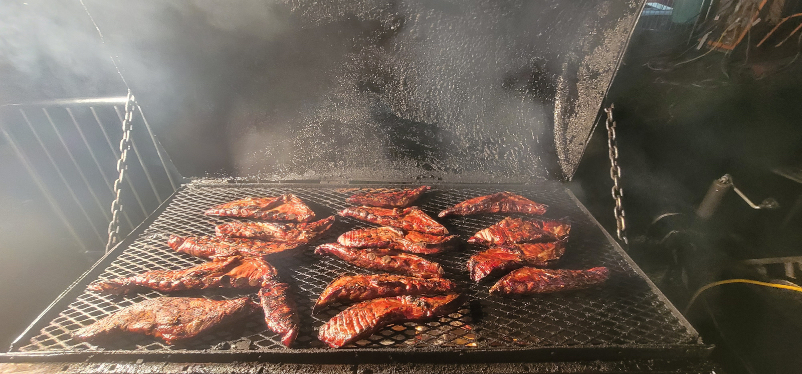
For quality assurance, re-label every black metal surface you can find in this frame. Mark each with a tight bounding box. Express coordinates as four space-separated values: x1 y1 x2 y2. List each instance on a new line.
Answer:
80 0 645 181
6 182 705 362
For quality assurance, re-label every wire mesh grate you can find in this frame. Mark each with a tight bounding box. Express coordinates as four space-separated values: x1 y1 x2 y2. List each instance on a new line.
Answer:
14 182 698 354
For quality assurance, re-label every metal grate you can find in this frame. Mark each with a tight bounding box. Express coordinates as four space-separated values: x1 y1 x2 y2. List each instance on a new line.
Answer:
12 182 699 355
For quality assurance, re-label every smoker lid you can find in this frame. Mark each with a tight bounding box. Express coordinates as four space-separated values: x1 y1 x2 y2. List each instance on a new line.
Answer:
83 0 644 181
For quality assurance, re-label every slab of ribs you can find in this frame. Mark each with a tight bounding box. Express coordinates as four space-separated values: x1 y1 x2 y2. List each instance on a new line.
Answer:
168 235 303 258
468 217 571 246
467 242 566 282
318 294 463 348
314 274 456 312
338 206 448 235
216 216 335 242
73 297 258 344
489 267 609 295
205 194 315 222
346 186 431 208
315 243 444 278
438 192 548 218
337 226 456 254
259 282 299 347
87 256 278 294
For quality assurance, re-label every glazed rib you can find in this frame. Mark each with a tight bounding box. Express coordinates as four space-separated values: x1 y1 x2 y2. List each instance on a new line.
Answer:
259 282 299 347
489 267 609 295
337 226 456 255
73 297 258 344
346 186 431 208
318 294 463 348
315 243 444 278
314 274 456 312
438 192 548 218
205 194 315 222
467 217 571 246
216 216 335 242
467 242 565 282
168 235 303 258
87 256 278 294
338 206 448 235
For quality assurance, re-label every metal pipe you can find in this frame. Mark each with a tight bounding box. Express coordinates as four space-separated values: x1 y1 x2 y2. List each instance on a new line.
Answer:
695 174 733 219
41 108 110 222
113 106 163 204
90 106 148 217
1 96 128 108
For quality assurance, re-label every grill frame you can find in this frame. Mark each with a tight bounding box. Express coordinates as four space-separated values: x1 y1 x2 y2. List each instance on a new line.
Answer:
3 181 710 363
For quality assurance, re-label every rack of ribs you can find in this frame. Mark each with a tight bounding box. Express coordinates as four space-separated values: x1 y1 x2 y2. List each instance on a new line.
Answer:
337 226 456 254
314 274 456 312
259 282 299 347
346 186 431 208
489 267 609 295
467 242 566 282
467 217 571 246
438 192 548 218
73 297 258 344
318 294 463 348
168 235 303 258
315 243 444 278
87 256 278 294
216 216 335 242
205 194 315 222
338 206 448 235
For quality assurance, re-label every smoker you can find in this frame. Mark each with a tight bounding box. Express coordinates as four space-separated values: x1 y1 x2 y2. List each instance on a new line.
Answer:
0 1 716 372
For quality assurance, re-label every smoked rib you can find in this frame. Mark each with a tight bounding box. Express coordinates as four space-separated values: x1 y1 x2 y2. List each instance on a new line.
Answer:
315 243 444 278
467 242 565 282
216 216 334 242
338 206 448 235
346 186 431 208
318 294 463 348
73 297 258 344
87 256 277 294
489 267 609 295
168 235 303 258
205 194 315 222
438 192 547 217
337 226 456 255
259 282 300 347
467 217 570 246
314 274 456 312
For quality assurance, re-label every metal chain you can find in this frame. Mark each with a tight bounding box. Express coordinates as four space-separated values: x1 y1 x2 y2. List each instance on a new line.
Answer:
604 105 628 245
106 90 136 252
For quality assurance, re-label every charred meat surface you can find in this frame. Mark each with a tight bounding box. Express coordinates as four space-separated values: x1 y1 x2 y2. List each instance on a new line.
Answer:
73 297 258 344
490 267 609 295
205 194 315 222
438 192 548 218
346 186 431 208
216 216 334 242
315 243 444 278
338 206 448 235
314 274 456 312
337 226 456 254
87 256 278 294
168 235 303 258
259 282 299 347
468 217 571 246
467 242 566 282
318 294 463 348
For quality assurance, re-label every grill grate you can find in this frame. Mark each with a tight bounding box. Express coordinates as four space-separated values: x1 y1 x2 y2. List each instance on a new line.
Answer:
14 182 698 354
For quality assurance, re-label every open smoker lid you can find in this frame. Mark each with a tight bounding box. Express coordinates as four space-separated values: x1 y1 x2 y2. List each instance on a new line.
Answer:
83 0 644 182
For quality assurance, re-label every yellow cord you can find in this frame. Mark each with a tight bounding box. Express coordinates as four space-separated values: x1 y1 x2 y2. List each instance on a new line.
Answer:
684 278 802 314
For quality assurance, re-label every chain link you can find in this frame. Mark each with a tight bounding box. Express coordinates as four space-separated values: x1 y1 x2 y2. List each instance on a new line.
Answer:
106 90 136 252
604 105 628 245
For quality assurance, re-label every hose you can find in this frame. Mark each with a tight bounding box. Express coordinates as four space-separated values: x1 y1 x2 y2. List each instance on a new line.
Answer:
684 278 802 314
